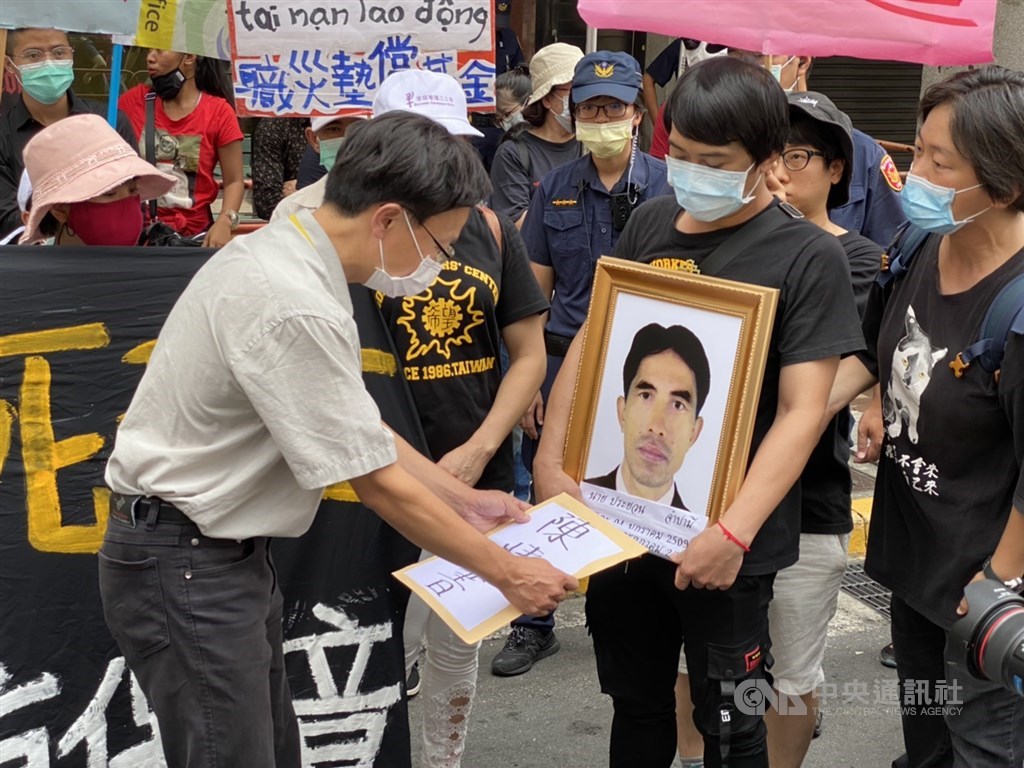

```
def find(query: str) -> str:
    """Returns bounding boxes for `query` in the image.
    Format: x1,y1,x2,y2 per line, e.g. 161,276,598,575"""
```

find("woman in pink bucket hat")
20,114,176,246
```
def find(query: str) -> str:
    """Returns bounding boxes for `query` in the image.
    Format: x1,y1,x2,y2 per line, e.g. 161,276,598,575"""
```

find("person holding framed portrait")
533,56,864,768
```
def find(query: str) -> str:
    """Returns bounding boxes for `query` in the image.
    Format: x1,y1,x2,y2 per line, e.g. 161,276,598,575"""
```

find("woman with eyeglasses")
489,43,584,227
493,67,532,139
828,66,1024,768
0,26,138,241
118,49,244,248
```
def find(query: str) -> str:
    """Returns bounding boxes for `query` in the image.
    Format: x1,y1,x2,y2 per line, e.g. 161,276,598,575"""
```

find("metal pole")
106,43,124,128
585,26,598,54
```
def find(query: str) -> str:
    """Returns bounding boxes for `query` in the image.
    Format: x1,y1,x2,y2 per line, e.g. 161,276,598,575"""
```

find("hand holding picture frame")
564,257,778,553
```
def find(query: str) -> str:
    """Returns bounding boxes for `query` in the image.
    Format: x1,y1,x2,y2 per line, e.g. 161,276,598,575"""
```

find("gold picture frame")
564,257,779,524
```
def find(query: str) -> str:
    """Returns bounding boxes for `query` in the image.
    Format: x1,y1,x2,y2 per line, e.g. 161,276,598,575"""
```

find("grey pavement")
408,582,903,767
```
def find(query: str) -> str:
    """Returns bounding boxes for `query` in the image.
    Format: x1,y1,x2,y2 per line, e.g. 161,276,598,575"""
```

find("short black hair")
6,28,70,56
622,323,711,415
788,111,846,209
919,66,1024,213
667,57,787,164
323,111,490,222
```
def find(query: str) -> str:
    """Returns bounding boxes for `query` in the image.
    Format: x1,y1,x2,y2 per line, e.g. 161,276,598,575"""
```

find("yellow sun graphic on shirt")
397,277,484,360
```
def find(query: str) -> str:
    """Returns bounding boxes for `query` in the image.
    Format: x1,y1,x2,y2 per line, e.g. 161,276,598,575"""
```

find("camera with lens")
948,579,1024,698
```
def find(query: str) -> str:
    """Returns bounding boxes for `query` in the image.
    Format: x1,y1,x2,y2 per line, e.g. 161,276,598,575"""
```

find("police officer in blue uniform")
490,51,671,678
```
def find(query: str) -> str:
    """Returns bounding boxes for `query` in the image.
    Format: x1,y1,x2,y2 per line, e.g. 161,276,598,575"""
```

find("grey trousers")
98,504,301,767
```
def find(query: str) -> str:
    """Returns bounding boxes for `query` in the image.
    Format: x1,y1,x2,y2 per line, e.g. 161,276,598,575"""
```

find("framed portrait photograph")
565,257,778,547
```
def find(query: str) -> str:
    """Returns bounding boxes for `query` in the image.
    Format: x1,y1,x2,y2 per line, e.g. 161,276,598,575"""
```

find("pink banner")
577,0,997,65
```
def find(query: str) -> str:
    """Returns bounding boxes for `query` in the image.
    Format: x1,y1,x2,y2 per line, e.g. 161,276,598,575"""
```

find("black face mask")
151,69,186,100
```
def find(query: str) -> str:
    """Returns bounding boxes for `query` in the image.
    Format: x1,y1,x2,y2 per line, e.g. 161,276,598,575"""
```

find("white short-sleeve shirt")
106,209,397,538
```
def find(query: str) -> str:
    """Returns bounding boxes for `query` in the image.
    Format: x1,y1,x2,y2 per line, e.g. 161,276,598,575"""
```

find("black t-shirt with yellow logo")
377,209,548,491
613,196,864,575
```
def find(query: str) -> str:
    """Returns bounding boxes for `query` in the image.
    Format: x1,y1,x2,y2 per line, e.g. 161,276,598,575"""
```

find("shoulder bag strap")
476,205,503,253
145,92,159,221
699,203,799,276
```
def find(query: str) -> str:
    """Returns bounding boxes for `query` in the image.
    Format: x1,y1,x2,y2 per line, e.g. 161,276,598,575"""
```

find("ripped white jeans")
403,551,482,768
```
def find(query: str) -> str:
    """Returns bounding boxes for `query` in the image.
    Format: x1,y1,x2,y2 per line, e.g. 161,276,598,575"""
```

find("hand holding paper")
394,494,645,643
494,556,578,617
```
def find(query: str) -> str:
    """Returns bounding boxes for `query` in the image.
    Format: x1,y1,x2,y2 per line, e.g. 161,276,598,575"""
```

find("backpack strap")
877,222,930,289
950,273,1024,377
476,205,503,253
516,138,531,181
876,222,933,288
144,92,159,221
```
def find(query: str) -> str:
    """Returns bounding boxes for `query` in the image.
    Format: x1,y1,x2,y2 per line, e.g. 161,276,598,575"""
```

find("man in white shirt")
101,112,576,768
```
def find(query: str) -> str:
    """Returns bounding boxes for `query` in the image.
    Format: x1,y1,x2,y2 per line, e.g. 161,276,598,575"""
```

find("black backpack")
878,223,1024,378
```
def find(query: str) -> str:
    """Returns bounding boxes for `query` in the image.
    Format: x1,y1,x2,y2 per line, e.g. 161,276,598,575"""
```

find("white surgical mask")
364,211,444,298
551,94,573,133
499,110,526,133
768,56,797,93
665,157,761,222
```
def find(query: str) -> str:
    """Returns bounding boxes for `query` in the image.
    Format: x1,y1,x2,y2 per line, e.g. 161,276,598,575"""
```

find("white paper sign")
231,0,493,57
580,482,707,560
395,496,644,642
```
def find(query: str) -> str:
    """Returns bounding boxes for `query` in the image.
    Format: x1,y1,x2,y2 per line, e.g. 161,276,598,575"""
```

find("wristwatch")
224,209,240,231
982,557,1024,594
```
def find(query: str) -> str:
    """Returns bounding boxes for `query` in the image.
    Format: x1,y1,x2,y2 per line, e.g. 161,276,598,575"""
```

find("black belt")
544,331,574,358
109,492,193,530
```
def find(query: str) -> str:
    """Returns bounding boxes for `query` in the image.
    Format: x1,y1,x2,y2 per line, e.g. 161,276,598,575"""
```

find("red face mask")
66,195,144,246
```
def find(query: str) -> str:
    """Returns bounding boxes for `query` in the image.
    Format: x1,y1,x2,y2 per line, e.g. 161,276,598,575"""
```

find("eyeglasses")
781,148,826,172
420,222,456,261
575,102,630,120
13,46,74,64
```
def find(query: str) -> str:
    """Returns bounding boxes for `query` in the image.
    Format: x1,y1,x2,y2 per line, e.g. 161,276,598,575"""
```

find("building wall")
920,0,1024,92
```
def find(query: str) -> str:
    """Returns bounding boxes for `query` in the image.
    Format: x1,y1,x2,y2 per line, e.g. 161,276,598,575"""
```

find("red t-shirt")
650,102,669,161
119,85,243,236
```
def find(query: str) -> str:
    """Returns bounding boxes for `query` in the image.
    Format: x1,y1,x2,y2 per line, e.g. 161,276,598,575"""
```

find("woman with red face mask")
19,114,175,246
118,50,244,248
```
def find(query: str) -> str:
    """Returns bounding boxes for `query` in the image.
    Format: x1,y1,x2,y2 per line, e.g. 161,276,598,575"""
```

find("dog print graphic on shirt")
883,305,947,444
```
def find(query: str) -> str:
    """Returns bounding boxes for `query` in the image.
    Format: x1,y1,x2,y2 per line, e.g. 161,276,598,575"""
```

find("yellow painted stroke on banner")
0,324,109,358
21,357,107,553
122,339,157,365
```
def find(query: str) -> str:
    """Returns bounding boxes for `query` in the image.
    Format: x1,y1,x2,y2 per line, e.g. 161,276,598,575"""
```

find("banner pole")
107,43,124,127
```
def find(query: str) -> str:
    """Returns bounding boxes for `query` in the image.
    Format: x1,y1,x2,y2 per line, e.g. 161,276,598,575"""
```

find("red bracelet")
717,521,751,552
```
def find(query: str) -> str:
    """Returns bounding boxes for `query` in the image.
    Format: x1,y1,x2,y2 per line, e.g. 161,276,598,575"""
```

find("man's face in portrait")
617,349,704,500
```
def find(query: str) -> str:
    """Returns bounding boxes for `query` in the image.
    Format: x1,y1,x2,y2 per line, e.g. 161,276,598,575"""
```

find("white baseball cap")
372,69,483,137
310,113,369,133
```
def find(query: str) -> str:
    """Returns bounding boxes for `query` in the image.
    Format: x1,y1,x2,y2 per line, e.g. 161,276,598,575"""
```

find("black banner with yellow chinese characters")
0,245,424,766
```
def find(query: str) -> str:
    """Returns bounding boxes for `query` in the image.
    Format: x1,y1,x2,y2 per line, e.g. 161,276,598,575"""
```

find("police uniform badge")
880,154,904,192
